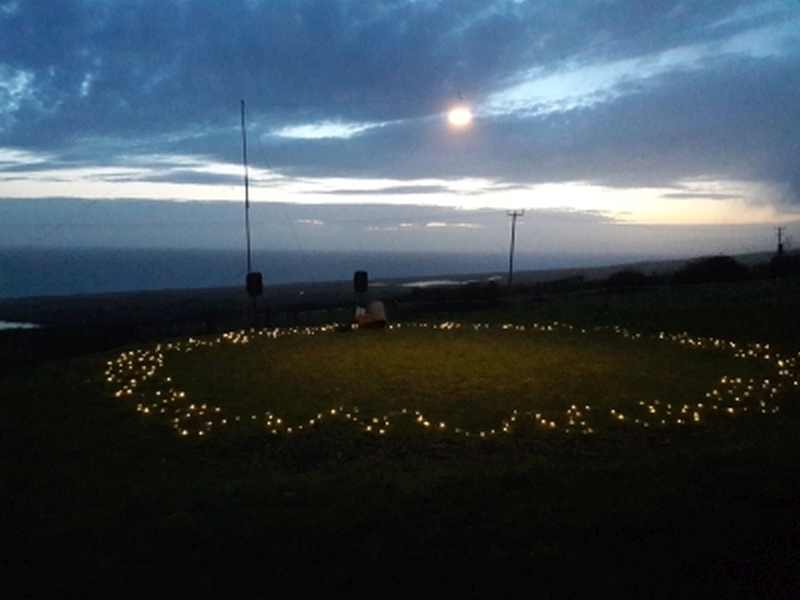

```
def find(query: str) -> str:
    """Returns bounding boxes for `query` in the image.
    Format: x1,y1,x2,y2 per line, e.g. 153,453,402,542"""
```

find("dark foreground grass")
2,280,800,597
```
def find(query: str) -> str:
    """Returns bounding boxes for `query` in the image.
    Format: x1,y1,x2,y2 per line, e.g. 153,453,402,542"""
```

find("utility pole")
776,226,786,256
506,210,524,288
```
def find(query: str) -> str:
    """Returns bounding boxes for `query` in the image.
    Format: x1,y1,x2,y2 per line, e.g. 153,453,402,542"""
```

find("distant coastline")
0,246,685,301
0,251,773,327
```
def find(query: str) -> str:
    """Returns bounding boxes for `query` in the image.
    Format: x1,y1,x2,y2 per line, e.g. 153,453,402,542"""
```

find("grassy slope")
2,279,799,597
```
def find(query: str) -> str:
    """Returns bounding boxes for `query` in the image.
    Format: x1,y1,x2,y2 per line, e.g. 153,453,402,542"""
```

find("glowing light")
447,106,472,127
105,320,795,439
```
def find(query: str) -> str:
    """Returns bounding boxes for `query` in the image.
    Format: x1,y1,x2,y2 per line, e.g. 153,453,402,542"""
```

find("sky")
1,0,800,267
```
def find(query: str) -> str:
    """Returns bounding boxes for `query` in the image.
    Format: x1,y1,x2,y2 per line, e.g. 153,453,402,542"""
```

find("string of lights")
105,321,798,439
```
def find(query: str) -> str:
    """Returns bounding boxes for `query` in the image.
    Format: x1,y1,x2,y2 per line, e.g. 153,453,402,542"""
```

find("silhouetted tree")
674,255,750,284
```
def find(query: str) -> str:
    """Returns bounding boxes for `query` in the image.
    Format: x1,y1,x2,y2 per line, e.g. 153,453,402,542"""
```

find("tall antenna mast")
241,100,263,308
241,99,252,274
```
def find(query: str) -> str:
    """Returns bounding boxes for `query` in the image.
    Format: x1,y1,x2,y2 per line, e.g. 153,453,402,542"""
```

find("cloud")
1,0,799,255
660,192,742,201
425,221,483,229
2,2,788,138
274,120,388,140
320,184,453,196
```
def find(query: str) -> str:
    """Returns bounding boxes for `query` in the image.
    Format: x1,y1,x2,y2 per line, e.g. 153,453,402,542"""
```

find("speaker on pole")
246,271,263,297
353,270,368,294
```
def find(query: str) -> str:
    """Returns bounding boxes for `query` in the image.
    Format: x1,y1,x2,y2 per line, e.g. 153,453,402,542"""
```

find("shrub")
674,255,749,284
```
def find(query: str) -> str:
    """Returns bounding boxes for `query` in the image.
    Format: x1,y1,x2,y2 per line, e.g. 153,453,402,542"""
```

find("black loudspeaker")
353,270,368,293
246,271,263,297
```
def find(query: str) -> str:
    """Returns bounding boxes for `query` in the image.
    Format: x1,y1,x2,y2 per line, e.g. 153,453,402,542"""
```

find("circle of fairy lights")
105,322,798,439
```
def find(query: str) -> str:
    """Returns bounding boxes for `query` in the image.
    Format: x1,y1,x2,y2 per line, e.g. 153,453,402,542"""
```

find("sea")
0,247,638,300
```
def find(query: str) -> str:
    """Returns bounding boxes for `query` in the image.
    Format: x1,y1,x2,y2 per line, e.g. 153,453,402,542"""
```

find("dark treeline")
513,252,800,295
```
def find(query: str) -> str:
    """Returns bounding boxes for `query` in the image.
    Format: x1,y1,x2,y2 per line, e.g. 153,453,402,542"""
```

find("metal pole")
507,210,524,288
241,100,252,274
241,100,258,325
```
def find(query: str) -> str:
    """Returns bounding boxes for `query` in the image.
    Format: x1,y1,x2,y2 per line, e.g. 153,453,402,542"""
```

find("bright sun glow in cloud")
447,106,472,127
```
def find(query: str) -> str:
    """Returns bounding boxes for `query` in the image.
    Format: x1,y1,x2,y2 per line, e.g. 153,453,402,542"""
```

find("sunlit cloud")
273,120,387,139
425,221,483,229
710,0,797,31
0,66,35,119
366,225,401,232
0,147,53,168
485,6,798,119
1,149,794,230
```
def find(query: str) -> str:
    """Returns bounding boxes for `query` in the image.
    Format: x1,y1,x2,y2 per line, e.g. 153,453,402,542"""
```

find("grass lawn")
111,322,781,437
2,279,799,596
